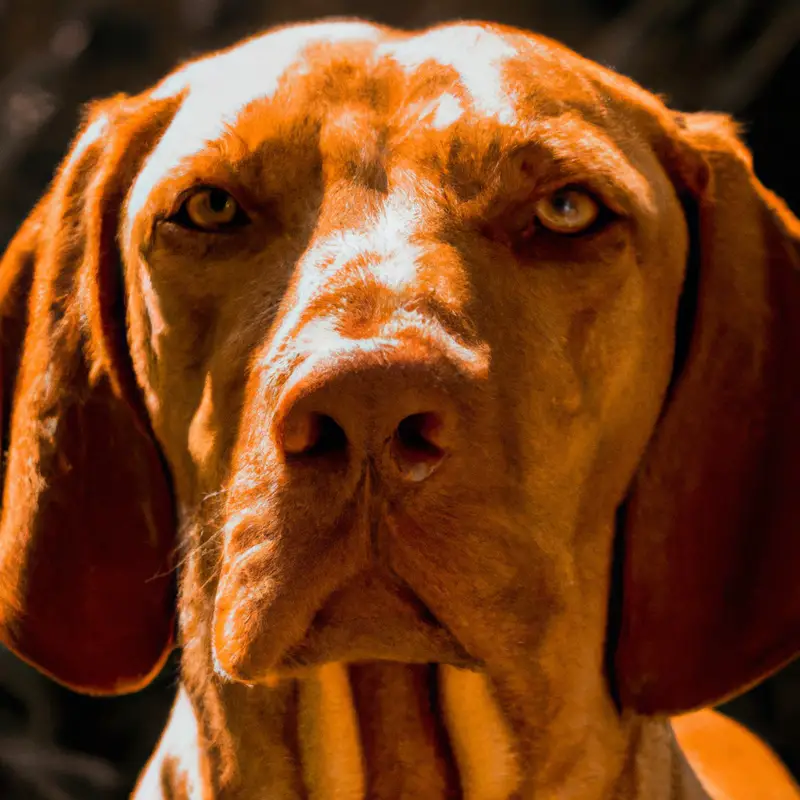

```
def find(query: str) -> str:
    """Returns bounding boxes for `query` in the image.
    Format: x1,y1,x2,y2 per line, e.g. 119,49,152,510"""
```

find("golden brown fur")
0,19,798,799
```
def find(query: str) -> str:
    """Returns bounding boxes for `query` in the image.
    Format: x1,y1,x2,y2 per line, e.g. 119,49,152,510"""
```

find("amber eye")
533,187,599,235
177,187,246,231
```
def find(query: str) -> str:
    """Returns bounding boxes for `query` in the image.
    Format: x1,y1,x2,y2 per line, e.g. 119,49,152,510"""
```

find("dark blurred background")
0,0,798,797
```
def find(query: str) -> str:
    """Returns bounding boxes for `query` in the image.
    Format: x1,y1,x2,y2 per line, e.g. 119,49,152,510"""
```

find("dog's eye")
172,188,248,231
533,188,599,235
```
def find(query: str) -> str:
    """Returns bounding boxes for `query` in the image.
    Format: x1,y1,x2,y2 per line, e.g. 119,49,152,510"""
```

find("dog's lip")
213,557,479,683
274,570,478,673
214,484,484,683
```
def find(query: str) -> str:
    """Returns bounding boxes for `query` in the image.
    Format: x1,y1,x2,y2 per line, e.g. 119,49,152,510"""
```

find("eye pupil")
551,191,576,216
208,189,231,213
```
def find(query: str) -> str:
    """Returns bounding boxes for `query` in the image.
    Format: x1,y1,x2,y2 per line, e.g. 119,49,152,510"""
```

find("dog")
0,18,798,799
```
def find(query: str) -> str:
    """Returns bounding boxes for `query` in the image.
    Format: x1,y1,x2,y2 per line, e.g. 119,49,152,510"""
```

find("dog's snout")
273,346,472,483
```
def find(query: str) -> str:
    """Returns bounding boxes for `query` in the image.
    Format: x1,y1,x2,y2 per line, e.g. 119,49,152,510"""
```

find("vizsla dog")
0,18,798,800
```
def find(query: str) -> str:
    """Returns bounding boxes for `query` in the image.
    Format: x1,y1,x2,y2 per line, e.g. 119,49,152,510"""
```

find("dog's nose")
282,407,447,482
272,346,467,483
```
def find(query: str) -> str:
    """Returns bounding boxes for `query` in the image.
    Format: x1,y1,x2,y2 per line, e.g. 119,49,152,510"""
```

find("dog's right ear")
0,91,181,694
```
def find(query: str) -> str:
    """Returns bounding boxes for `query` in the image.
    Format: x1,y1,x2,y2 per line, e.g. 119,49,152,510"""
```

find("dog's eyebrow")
394,110,656,217
509,115,657,215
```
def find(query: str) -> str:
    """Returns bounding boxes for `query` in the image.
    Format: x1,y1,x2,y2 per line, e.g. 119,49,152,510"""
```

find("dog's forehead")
147,21,596,161
151,20,385,129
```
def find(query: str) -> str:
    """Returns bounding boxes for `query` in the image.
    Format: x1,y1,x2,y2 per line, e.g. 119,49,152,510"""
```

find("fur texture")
0,19,798,800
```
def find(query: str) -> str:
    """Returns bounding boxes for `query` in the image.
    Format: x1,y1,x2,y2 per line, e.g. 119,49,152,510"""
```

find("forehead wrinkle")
327,140,387,193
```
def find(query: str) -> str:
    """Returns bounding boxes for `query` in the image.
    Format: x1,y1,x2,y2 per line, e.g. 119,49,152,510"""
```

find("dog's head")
0,20,797,716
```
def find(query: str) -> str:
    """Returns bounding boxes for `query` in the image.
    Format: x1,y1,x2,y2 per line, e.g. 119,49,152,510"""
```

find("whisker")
172,525,227,572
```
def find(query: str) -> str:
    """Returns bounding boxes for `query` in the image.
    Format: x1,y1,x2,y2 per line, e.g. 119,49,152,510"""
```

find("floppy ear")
615,112,800,715
0,92,180,694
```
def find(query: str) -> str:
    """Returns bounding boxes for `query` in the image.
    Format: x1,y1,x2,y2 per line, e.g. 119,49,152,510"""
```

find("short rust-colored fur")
0,19,798,800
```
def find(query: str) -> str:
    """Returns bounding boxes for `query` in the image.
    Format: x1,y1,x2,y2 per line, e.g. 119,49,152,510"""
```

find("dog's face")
0,19,797,720
120,22,687,689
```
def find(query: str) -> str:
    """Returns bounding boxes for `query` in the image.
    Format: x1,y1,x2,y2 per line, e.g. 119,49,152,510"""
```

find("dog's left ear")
615,112,800,714
0,91,181,694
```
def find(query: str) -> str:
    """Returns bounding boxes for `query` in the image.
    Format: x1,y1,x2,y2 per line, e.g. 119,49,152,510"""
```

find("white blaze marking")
264,189,426,363
431,92,464,128
380,26,518,125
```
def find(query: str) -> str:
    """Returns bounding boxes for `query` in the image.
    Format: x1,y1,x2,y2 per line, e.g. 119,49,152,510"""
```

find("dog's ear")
0,91,181,694
614,112,800,715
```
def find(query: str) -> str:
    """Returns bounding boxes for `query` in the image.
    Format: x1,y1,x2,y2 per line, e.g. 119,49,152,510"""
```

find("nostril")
281,411,348,458
392,412,447,482
396,413,444,458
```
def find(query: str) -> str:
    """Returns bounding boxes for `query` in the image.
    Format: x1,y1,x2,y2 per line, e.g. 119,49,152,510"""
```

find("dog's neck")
141,514,712,799
139,663,710,799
